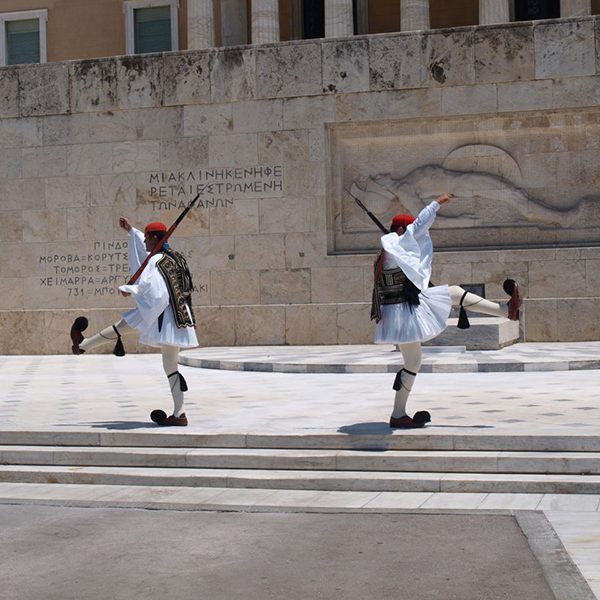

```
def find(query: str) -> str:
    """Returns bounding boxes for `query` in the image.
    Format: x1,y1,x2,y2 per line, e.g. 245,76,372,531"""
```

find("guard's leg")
390,342,430,428
160,344,188,425
76,318,135,354
448,285,507,318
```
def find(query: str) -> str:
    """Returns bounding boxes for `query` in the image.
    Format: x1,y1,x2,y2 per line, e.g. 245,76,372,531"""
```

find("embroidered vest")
157,249,195,328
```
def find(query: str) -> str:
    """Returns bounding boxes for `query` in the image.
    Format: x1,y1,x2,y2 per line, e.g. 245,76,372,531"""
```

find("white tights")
392,286,507,418
80,320,185,417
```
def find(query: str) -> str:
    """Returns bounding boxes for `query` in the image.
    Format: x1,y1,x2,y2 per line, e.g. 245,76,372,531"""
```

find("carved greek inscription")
145,165,284,210
38,241,131,298
37,241,202,300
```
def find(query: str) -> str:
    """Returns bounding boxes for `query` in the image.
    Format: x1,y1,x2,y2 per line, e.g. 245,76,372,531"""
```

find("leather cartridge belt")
377,267,408,305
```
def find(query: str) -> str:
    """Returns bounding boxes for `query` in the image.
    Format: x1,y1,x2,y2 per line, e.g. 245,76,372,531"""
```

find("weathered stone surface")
42,114,90,146
585,258,600,296
0,211,23,242
441,84,497,115
474,25,534,83
22,209,67,243
45,176,90,209
196,305,236,346
90,174,137,208
534,19,595,79
113,141,160,173
524,298,557,341
0,117,41,148
0,178,44,211
260,268,311,303
255,42,322,99
285,304,338,344
210,47,256,103
0,67,19,118
183,103,233,136
556,297,600,340
208,133,258,165
553,76,600,109
210,270,260,305
89,107,183,142
528,259,587,298
162,51,211,106
160,137,209,170
22,146,68,178
369,33,425,90
232,99,283,132
0,148,22,178
234,234,286,270
66,143,112,176
423,29,475,86
116,55,164,110
69,59,118,113
208,200,259,235
335,90,390,121
283,96,335,130
337,303,372,344
0,243,23,278
0,278,23,310
258,130,310,165
258,196,311,234
311,267,367,303
235,304,285,344
387,88,442,119
323,38,370,94
19,63,70,116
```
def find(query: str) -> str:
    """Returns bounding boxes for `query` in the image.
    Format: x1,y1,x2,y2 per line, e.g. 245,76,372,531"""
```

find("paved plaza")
1,345,600,598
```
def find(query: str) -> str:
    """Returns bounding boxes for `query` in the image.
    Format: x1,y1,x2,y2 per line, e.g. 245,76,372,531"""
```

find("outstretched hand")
437,192,453,205
119,216,132,232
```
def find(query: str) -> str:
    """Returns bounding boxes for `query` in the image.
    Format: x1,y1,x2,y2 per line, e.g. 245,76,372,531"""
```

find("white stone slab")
477,493,543,510
419,492,488,509
362,491,434,509
539,494,600,512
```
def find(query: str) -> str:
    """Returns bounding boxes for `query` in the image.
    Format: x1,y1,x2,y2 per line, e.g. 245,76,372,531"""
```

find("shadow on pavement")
338,422,393,435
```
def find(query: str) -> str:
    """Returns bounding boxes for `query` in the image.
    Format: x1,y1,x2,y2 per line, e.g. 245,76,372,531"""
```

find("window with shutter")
6,19,40,65
0,9,46,67
124,1,179,56
134,6,171,53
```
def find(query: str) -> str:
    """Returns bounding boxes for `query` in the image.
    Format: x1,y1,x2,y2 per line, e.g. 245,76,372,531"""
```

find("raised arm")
409,193,452,239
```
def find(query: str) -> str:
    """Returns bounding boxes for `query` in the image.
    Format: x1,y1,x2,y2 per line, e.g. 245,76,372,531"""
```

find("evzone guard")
70,202,198,427
371,192,522,429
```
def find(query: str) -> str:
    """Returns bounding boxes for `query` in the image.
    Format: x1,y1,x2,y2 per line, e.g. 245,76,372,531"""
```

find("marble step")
2,431,600,452
1,482,598,513
3,446,600,475
2,464,600,494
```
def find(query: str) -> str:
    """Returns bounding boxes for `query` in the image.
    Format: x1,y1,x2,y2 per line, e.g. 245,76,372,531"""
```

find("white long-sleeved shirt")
379,200,440,290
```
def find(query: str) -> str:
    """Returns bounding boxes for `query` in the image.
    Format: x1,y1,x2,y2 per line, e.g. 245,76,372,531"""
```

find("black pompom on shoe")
70,316,88,355
150,409,167,425
413,411,431,426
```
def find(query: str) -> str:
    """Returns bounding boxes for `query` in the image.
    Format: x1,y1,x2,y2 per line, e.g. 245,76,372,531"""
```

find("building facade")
1,2,600,353
1,0,600,66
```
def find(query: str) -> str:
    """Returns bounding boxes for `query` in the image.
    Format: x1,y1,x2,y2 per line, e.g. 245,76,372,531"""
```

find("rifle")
346,185,389,234
127,193,200,285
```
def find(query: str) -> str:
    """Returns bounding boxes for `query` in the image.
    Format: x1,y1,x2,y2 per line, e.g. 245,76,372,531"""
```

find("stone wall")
1,16,600,354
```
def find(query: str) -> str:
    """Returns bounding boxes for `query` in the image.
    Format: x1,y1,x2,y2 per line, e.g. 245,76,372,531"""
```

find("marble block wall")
1,16,600,354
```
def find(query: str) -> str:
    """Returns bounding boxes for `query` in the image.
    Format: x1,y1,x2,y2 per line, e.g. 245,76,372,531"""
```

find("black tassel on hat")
112,325,125,357
457,291,471,329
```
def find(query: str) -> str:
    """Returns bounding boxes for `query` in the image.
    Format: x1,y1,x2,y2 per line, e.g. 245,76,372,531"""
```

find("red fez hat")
144,221,167,234
391,213,415,231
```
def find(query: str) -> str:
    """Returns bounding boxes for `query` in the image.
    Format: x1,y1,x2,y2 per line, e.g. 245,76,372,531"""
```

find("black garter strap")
392,368,417,391
168,371,188,392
